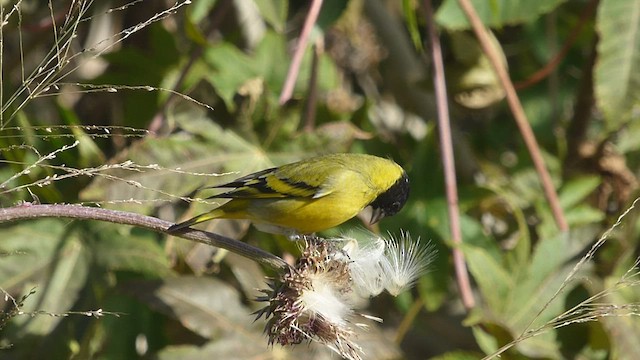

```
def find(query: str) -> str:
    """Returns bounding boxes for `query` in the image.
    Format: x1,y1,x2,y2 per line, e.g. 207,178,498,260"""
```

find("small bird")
167,153,410,235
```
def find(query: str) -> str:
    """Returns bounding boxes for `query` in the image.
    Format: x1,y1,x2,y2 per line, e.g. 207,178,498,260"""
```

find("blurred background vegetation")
0,0,639,359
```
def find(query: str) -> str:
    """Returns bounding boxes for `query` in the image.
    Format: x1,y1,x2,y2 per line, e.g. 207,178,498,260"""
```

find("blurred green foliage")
0,0,639,359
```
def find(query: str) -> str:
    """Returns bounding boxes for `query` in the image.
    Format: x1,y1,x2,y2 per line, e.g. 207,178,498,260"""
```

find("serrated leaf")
595,0,640,129
436,0,567,30
600,256,640,360
501,231,593,357
465,227,595,358
462,243,512,312
505,233,579,329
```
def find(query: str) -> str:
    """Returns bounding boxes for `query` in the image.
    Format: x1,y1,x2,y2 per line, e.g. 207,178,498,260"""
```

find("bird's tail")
167,209,225,233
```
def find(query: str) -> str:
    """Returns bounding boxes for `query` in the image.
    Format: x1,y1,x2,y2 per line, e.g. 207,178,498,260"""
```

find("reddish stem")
424,0,475,310
456,0,569,232
279,0,324,105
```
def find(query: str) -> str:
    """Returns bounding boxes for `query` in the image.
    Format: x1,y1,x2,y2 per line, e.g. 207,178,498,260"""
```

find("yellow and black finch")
167,153,410,235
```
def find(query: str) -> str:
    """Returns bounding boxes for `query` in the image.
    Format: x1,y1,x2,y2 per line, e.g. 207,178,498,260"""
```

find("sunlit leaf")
462,243,512,312
4,223,89,337
0,220,66,292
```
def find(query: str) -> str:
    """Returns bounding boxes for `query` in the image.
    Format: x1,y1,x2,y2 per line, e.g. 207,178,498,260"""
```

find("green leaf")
595,0,640,129
0,220,66,291
471,325,500,355
254,0,288,32
500,231,593,357
559,176,601,209
91,224,173,277
79,110,270,213
565,205,605,226
462,243,512,312
122,276,261,340
427,199,502,262
465,227,595,358
403,0,423,51
7,225,89,336
430,350,487,360
600,255,640,359
436,0,567,30
157,340,269,360
204,30,338,111
188,0,218,24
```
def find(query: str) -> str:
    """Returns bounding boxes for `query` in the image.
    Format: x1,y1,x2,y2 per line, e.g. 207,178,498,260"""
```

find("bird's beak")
369,207,385,224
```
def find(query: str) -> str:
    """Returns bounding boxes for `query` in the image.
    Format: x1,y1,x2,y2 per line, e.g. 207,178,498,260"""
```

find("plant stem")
456,0,569,232
424,0,475,311
279,0,323,105
0,203,288,270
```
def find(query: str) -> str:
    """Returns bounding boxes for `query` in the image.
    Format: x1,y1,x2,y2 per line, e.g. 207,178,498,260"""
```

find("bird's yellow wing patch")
208,166,329,199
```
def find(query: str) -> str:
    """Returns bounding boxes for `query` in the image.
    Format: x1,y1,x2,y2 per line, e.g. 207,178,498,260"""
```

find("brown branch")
456,0,569,232
0,204,288,270
424,0,475,311
279,0,324,105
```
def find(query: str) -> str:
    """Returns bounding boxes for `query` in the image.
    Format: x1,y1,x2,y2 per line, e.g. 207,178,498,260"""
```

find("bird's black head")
369,172,410,224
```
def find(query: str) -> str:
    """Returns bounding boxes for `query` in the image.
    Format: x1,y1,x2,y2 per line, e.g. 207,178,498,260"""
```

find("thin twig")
424,0,475,310
0,204,288,270
456,0,569,232
279,0,323,105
